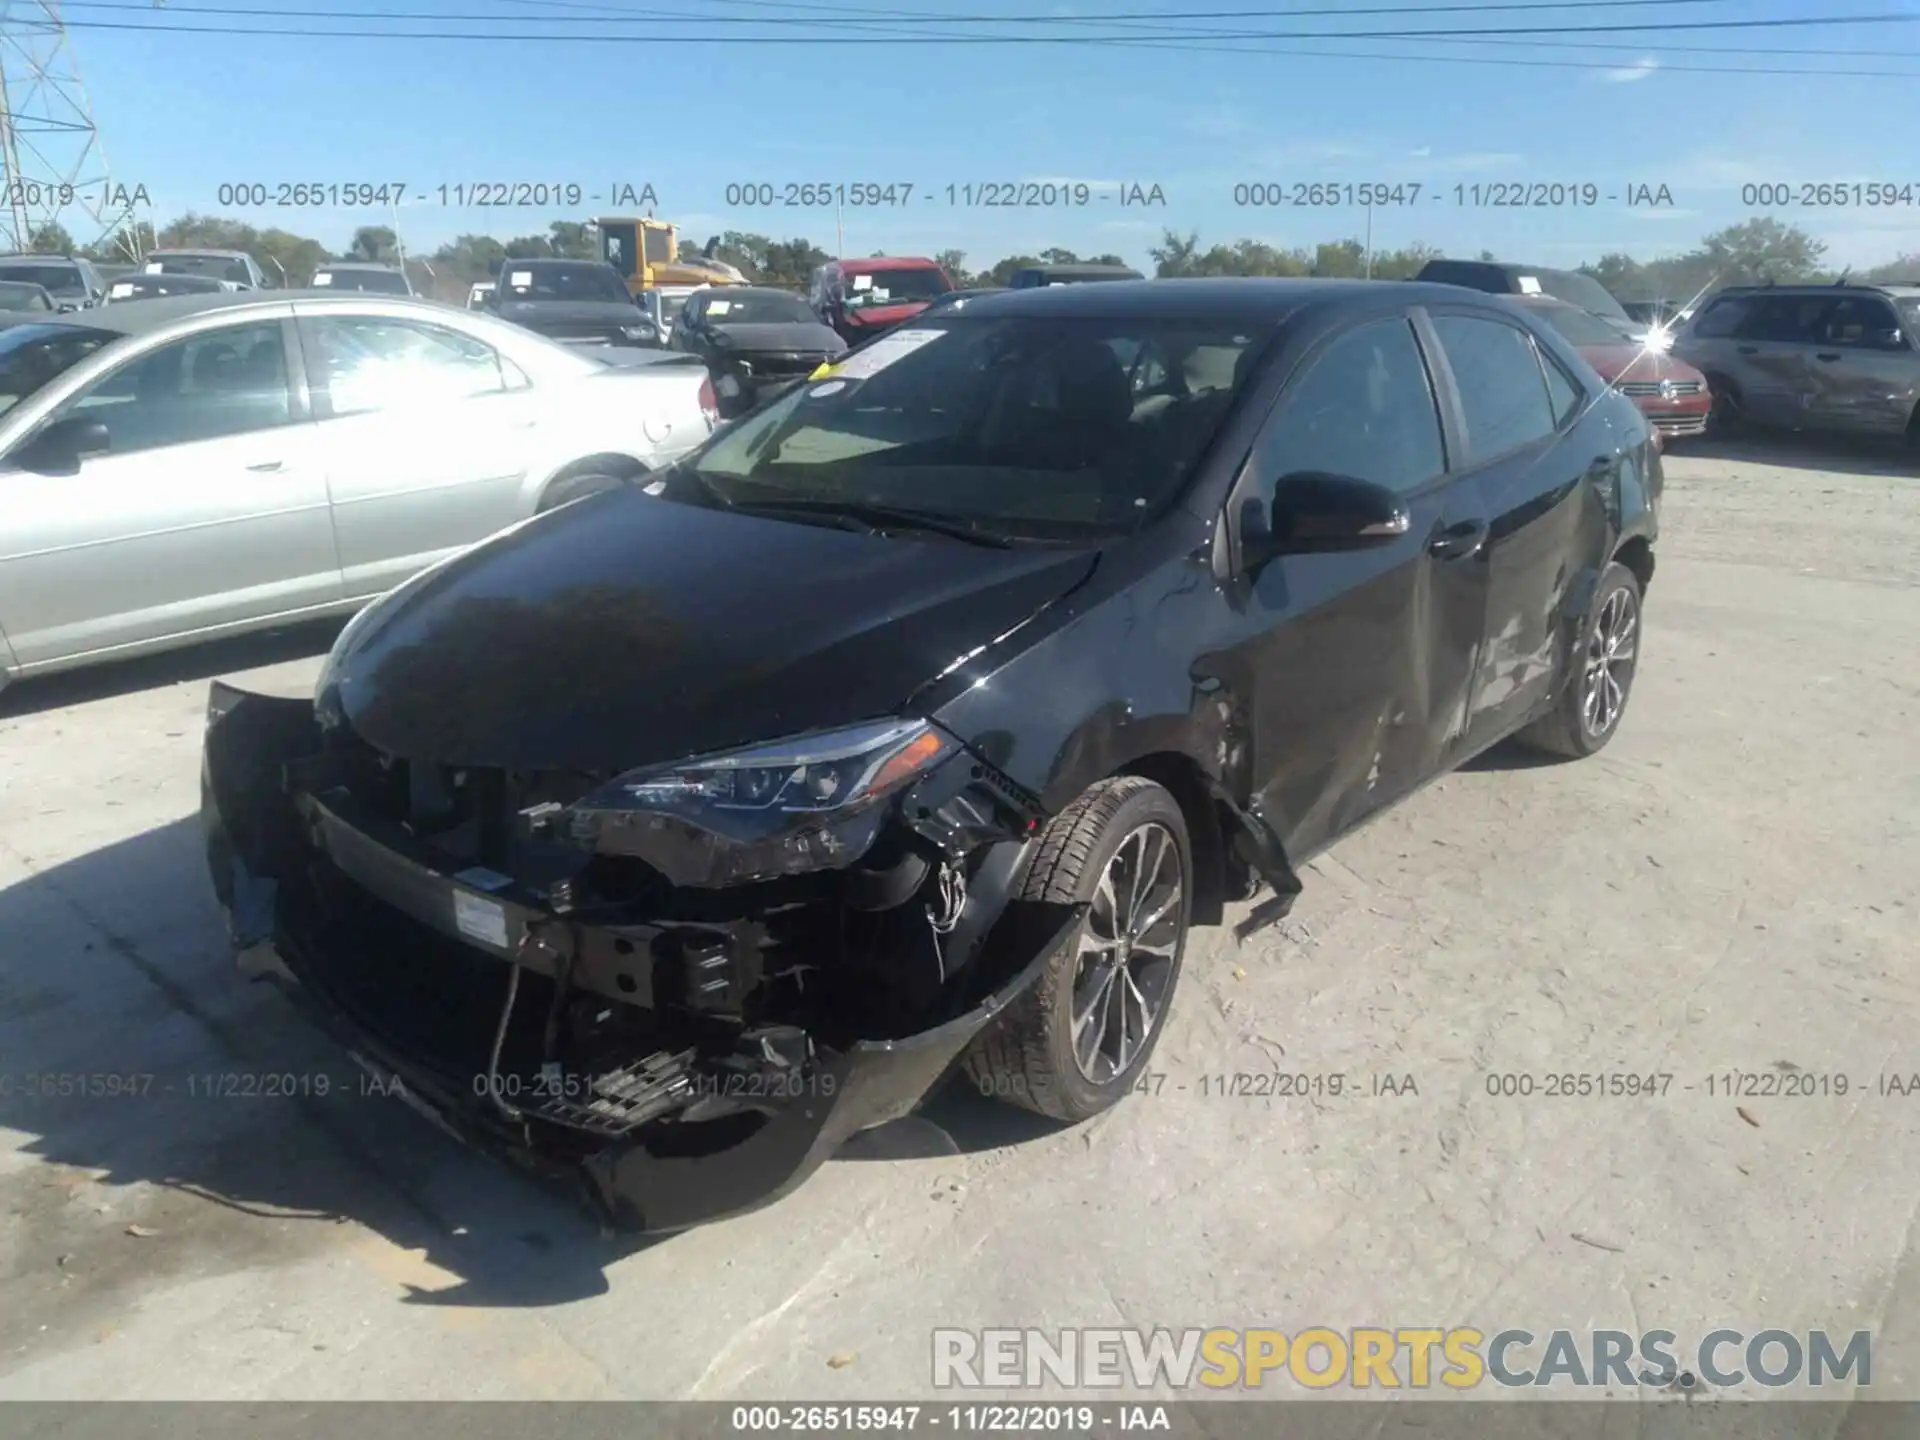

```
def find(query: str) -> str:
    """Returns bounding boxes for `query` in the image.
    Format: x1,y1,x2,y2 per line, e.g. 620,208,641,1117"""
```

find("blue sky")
61,0,1920,271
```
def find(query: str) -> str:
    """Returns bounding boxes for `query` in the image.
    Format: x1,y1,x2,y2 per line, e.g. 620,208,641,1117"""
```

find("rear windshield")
497,264,631,305
316,268,411,295
0,322,117,417
1422,260,1627,320
148,254,253,285
0,262,85,297
843,267,950,308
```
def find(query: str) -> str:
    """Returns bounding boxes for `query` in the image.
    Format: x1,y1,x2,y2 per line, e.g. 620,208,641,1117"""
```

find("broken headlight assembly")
550,718,961,887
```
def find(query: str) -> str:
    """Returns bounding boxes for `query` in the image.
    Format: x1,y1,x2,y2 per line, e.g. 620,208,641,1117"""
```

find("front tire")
962,776,1192,1121
1514,562,1643,760
537,469,629,513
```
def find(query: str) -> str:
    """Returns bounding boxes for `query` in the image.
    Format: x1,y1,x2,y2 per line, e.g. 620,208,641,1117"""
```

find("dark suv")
0,254,107,311
203,279,1660,1234
1672,281,1920,445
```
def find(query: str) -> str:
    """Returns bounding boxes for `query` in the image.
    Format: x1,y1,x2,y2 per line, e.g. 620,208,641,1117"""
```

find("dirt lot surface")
1,435,1916,1405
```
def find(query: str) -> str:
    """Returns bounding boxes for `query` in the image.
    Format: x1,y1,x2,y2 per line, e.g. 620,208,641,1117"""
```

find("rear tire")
961,777,1192,1122
1513,562,1643,760
1703,374,1744,438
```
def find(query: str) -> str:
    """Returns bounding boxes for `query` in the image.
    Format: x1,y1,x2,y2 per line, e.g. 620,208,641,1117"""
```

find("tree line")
30,213,1920,304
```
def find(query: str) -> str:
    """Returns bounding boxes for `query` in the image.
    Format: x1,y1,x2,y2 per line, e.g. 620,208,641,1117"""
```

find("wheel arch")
534,452,650,511
1112,751,1234,928
1613,534,1655,595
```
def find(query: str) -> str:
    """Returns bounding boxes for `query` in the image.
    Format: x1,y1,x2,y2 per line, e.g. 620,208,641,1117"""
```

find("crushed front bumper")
201,683,1074,1234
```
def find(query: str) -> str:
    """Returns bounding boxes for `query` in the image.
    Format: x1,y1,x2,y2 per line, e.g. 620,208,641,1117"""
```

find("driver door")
1231,314,1488,860
0,314,341,669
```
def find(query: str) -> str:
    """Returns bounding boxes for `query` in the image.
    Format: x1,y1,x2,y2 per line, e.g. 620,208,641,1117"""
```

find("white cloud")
1601,56,1660,83
1409,146,1433,159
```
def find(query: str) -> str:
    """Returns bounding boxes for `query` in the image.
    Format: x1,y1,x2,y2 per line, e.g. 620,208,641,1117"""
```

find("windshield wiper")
727,496,1018,548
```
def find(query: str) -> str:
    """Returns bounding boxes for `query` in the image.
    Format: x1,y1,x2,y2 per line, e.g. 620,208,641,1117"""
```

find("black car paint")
316,494,1096,773
495,298,654,347
202,279,1658,1232
670,300,846,415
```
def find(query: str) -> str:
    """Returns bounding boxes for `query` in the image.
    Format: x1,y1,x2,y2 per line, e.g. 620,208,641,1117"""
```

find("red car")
807,256,953,344
1513,296,1711,441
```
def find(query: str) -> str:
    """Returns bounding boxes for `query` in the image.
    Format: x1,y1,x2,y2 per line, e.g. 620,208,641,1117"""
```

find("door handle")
1815,353,1842,363
245,460,286,472
1427,517,1488,561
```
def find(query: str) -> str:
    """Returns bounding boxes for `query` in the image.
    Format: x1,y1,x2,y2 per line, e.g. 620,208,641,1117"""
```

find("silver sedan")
0,291,718,687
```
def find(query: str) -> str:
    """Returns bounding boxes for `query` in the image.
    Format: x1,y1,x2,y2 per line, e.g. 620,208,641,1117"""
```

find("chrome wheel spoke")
1069,819,1187,1085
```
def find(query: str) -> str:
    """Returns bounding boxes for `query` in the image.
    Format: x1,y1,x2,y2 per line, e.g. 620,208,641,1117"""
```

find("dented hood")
319,490,1094,772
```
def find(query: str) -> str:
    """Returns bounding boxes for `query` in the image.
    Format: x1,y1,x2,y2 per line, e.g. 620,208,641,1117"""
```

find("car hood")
320,491,1096,772
841,300,934,330
498,300,645,327
1577,342,1706,385
709,321,843,352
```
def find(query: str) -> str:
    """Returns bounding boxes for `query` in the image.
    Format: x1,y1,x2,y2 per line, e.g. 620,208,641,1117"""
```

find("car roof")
1017,264,1143,277
0,254,83,265
147,248,251,259
317,261,402,271
935,276,1478,322
26,291,461,336
706,285,805,299
838,256,940,271
1712,281,1920,297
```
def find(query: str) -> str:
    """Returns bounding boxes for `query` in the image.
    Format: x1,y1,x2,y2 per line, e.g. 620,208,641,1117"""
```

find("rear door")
296,310,541,597
0,312,341,667
1803,294,1917,436
1728,293,1835,426
1234,312,1489,858
1423,307,1612,751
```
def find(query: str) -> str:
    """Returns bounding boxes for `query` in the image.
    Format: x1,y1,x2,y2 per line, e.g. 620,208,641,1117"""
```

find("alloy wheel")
1581,587,1639,739
1069,821,1185,1083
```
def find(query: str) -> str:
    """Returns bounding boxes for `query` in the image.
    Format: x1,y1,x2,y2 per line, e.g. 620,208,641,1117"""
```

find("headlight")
1643,326,1674,352
562,718,960,887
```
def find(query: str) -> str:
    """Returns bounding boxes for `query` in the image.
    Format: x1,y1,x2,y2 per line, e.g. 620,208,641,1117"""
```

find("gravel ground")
0,434,1915,1405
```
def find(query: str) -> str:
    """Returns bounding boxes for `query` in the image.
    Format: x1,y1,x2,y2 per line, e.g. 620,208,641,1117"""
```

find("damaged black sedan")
203,279,1661,1233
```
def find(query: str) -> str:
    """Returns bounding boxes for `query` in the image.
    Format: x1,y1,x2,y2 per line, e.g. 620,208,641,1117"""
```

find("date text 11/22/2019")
729,1405,1172,1433
210,182,660,209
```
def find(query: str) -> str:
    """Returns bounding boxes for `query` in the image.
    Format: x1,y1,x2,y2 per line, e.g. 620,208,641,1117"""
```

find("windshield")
0,322,117,417
1533,304,1637,347
844,267,950,308
318,268,410,295
149,254,252,284
109,274,222,300
685,316,1262,541
499,264,631,305
0,263,84,297
1898,298,1920,334
705,290,816,325
0,282,50,311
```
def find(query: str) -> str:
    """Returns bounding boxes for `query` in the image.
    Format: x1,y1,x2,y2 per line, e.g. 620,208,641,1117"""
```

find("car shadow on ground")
0,810,1056,1314
0,618,347,719
1669,431,1915,478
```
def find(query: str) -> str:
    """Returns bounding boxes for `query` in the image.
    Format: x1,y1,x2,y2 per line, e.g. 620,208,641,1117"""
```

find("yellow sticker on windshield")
809,360,841,380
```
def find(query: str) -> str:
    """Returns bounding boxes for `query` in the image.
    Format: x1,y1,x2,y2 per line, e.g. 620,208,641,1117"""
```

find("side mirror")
1241,471,1410,570
13,414,111,474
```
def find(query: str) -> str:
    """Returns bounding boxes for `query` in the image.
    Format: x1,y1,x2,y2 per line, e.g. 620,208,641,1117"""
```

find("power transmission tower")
0,1,142,257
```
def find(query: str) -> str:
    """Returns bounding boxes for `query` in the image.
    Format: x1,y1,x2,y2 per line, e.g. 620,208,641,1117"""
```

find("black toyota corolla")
202,279,1660,1232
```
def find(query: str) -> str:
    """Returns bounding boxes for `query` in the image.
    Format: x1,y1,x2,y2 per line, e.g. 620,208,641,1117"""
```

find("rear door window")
1431,313,1557,465
1820,296,1902,348
1738,295,1834,343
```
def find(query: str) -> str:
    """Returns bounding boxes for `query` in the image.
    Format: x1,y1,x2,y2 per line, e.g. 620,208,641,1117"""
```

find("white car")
0,291,718,686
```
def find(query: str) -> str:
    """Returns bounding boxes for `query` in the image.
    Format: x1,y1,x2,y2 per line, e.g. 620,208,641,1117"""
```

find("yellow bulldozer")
597,216,746,294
